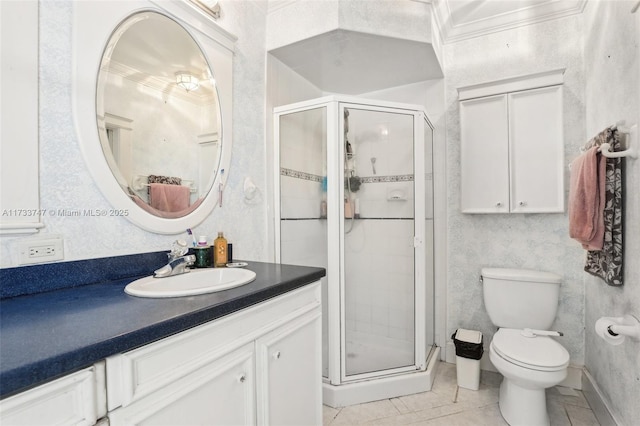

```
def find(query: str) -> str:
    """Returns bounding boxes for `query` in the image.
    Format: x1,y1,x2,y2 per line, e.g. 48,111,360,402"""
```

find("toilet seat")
492,328,569,372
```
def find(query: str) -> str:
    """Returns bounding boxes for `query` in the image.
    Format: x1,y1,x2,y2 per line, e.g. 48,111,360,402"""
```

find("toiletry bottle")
344,197,353,218
214,232,228,267
195,236,211,268
320,176,327,218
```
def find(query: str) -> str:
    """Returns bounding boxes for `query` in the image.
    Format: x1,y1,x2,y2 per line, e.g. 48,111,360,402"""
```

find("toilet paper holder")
599,315,640,341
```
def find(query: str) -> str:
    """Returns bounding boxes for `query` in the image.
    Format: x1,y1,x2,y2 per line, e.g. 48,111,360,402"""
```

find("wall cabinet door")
460,94,510,213
0,1,43,236
460,85,563,213
256,309,322,426
108,344,256,426
508,85,564,213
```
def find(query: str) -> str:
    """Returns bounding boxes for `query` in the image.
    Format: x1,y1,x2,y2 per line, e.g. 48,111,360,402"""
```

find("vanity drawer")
106,282,321,409
0,363,106,425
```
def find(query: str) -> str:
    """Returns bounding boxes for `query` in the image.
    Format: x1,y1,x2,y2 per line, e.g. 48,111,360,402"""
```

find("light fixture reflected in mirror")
176,72,200,91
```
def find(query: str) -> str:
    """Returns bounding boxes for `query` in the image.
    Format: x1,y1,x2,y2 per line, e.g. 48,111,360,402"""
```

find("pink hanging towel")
568,146,605,250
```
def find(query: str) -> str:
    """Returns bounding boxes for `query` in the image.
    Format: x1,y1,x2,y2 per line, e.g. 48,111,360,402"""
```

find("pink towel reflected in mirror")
149,183,190,212
132,195,203,218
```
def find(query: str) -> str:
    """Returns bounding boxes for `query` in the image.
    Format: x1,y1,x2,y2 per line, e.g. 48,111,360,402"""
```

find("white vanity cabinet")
106,282,322,426
459,70,565,213
0,363,107,425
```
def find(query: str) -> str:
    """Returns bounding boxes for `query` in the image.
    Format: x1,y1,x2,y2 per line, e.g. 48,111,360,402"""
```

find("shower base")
323,346,440,408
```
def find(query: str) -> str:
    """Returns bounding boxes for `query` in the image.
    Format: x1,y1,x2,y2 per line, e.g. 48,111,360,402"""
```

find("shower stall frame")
274,95,440,407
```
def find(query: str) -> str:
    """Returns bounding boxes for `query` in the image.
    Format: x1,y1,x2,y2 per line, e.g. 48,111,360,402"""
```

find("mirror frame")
73,0,236,234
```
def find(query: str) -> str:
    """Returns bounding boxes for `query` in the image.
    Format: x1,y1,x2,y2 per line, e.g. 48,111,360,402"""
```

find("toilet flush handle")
521,328,564,338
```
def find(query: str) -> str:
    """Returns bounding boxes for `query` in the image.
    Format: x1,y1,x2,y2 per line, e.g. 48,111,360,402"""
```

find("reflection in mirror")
96,11,221,218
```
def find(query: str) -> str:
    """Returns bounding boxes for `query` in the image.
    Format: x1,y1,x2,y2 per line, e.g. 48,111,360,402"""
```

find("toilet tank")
481,268,562,330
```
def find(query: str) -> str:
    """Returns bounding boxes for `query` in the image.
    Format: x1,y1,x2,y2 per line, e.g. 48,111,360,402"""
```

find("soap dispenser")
214,232,228,267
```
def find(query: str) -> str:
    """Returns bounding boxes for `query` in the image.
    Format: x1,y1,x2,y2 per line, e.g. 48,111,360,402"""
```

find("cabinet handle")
495,202,502,207
238,374,246,383
273,351,281,360
519,201,527,207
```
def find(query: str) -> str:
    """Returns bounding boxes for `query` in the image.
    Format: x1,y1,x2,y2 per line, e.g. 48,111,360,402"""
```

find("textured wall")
443,15,587,364
583,2,640,425
0,0,269,266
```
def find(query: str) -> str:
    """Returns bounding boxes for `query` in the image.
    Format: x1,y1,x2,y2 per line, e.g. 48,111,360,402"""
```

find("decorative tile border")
280,167,322,182
280,169,423,184
360,174,414,183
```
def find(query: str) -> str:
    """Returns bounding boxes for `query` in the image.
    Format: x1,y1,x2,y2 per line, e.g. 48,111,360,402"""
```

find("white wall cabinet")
0,0,43,235
107,282,322,426
459,70,564,214
0,363,107,425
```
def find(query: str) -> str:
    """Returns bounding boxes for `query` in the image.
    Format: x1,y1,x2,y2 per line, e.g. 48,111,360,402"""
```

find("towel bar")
132,175,197,193
598,124,637,159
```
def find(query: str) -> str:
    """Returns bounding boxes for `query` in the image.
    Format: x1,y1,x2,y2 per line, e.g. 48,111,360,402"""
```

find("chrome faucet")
153,240,196,278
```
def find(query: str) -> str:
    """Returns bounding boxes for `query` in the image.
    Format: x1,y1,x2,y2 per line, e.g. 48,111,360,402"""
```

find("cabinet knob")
519,201,527,207
238,374,246,383
495,202,502,207
273,351,281,360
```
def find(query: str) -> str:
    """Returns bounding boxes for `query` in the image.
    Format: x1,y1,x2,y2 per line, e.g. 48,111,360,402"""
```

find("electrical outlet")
17,236,64,265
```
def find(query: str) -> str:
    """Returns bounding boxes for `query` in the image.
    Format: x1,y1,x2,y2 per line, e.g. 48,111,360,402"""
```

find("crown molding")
433,0,587,44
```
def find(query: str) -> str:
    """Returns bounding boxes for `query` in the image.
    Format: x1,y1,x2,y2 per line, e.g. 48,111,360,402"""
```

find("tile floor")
323,363,600,425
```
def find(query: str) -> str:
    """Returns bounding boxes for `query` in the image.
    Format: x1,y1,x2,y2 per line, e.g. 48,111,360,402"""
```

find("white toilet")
481,268,570,426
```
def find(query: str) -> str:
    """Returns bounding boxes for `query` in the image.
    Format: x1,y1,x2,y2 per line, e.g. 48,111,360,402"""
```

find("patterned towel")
582,128,624,286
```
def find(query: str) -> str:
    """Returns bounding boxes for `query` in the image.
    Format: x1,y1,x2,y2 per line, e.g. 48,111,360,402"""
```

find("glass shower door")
276,106,330,377
341,105,417,378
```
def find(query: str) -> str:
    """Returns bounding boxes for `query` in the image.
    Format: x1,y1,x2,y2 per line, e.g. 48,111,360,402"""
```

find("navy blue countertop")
0,257,325,399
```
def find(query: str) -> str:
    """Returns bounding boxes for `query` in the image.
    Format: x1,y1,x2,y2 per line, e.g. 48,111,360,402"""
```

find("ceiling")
269,29,443,95
106,11,215,104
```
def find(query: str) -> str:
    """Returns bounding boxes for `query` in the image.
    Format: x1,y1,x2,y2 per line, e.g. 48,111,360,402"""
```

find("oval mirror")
97,11,221,219
73,2,234,235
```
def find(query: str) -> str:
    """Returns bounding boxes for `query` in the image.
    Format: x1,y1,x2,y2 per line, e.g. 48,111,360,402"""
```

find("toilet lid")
492,328,570,371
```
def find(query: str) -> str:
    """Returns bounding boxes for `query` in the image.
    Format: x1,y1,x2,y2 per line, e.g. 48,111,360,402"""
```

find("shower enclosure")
274,96,437,407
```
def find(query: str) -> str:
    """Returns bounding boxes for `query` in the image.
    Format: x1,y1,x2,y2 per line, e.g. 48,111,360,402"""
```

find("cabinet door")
508,85,564,212
460,95,510,213
108,344,255,426
256,309,322,426
0,1,43,236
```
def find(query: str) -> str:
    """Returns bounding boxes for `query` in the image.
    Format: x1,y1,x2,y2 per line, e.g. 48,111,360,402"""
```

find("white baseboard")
582,369,620,426
445,341,582,389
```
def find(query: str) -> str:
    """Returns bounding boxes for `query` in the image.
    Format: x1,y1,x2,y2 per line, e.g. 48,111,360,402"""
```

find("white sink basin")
125,268,257,298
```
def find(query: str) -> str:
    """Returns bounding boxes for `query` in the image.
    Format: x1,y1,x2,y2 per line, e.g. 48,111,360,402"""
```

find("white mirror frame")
73,0,236,234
